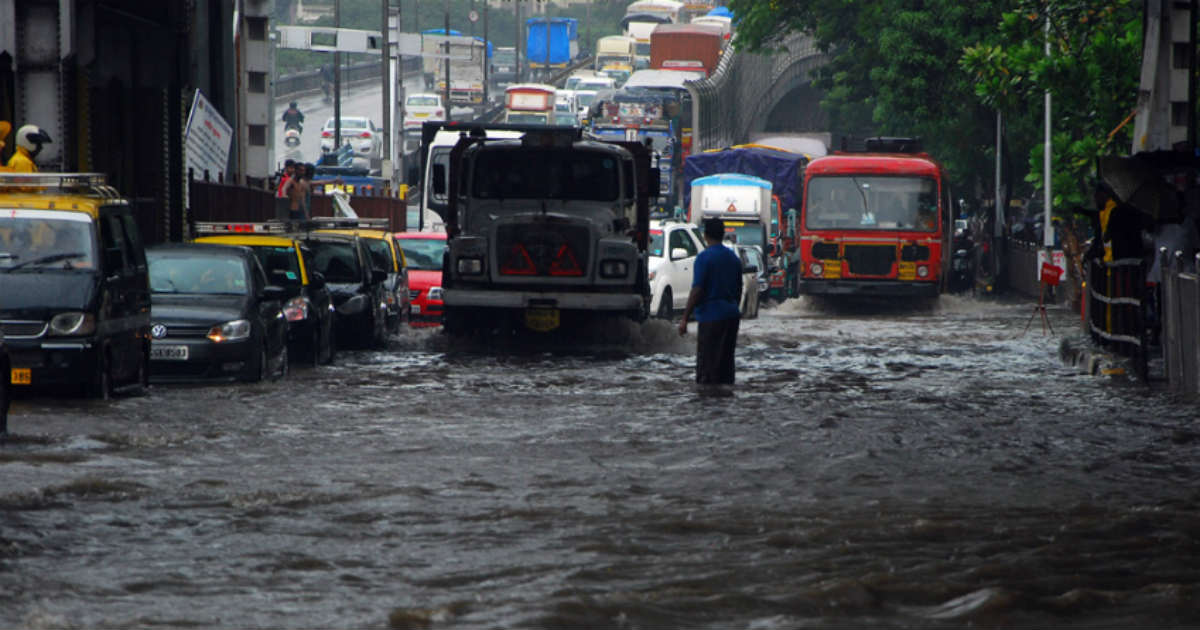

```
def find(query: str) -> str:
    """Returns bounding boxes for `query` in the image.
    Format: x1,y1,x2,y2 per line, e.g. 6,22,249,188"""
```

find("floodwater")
2,295,1199,629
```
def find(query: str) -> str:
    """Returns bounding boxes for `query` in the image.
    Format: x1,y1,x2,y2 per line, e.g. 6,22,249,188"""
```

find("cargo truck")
595,35,637,71
649,23,724,76
526,17,579,77
689,173,773,259
421,30,487,106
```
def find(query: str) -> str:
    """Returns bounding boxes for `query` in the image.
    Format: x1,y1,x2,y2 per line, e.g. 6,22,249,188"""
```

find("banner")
184,89,232,182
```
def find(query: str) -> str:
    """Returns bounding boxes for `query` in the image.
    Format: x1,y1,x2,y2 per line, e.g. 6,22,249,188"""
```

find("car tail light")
549,244,583,277
283,296,310,322
360,132,372,138
321,131,332,137
500,244,537,275
435,110,444,116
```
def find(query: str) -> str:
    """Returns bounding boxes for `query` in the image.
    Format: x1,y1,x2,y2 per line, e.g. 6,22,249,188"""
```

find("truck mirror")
646,168,661,199
432,164,447,196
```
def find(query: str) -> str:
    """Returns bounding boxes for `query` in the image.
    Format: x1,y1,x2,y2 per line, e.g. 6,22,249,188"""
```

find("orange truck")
649,23,724,77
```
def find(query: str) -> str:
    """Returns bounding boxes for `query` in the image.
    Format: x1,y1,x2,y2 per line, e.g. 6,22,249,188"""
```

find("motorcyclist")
281,102,304,133
6,124,52,173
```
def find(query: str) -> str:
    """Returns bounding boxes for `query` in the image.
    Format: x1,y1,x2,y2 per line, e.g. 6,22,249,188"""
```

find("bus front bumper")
798,279,939,298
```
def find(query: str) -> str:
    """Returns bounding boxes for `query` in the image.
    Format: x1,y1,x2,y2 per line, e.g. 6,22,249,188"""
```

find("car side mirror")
670,247,689,261
260,285,287,301
371,268,387,284
308,270,326,289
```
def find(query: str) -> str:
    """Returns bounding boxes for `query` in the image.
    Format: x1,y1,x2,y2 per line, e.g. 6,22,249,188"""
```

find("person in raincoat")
7,124,53,172
0,121,12,172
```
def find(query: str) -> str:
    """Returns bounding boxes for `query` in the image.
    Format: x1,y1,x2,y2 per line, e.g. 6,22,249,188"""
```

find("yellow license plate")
11,368,31,385
898,261,916,281
413,112,429,118
524,307,560,332
822,260,842,279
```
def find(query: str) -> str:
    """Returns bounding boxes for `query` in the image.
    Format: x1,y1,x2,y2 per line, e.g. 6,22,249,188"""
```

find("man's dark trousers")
696,317,739,384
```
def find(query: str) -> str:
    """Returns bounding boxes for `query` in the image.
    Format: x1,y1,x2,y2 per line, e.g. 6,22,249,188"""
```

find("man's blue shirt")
692,243,742,322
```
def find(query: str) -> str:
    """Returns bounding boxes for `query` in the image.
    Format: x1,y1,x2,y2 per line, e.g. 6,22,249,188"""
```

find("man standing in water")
678,218,743,384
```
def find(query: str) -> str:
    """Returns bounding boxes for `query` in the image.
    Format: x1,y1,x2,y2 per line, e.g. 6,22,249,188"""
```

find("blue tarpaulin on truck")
682,147,809,214
526,18,577,66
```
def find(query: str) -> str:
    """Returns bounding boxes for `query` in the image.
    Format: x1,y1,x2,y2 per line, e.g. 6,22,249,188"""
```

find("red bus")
797,138,952,298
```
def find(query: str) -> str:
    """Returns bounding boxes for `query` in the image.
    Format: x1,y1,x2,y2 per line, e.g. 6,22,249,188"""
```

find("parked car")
734,244,766,319
395,231,447,327
301,231,389,348
403,93,445,134
314,223,409,333
194,225,336,366
146,243,289,383
0,172,150,399
320,116,382,160
648,219,706,319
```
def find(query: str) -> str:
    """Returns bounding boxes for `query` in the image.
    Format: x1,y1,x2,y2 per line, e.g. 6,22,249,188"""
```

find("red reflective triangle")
727,202,737,213
500,244,537,275
549,244,583,276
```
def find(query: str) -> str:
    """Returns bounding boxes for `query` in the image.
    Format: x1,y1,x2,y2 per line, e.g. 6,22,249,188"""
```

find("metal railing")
274,58,423,100
1159,248,1200,394
1083,254,1149,379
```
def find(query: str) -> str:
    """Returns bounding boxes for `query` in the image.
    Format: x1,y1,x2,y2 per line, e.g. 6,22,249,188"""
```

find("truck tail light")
500,244,537,275
549,244,584,276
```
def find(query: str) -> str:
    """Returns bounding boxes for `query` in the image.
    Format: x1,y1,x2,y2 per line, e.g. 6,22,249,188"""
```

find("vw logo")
150,324,167,339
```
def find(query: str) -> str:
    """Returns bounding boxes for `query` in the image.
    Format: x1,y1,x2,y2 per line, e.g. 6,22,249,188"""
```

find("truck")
588,91,679,207
682,145,811,300
434,125,660,335
689,173,773,259
595,35,637,71
490,46,518,91
649,23,724,76
525,17,579,76
421,30,487,106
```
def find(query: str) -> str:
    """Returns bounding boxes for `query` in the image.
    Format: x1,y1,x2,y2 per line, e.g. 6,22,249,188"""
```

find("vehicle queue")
0,171,448,403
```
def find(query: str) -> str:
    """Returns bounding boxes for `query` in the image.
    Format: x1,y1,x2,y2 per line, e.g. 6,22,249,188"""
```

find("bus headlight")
808,262,823,276
917,265,930,278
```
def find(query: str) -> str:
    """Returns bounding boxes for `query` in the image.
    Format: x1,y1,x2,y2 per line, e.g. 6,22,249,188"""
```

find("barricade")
1160,249,1200,394
1084,254,1149,379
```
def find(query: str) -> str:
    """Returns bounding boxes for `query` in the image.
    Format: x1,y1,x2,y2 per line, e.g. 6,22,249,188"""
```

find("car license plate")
150,344,189,361
10,368,31,385
524,307,560,332
413,112,428,118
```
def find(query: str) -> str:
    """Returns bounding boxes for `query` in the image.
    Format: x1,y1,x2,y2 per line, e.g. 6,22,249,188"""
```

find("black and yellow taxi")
300,228,390,348
313,219,410,334
193,223,336,366
0,172,150,399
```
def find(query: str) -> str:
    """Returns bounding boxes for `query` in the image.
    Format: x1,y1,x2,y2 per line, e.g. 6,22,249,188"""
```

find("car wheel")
657,288,673,320
128,343,150,397
308,327,321,368
250,343,268,383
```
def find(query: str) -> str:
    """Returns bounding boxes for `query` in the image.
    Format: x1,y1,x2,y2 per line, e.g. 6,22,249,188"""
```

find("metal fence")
274,58,423,100
187,175,407,235
1083,254,1149,378
1160,249,1200,394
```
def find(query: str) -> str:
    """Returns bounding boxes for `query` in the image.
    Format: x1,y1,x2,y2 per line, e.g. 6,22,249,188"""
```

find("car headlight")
283,296,310,322
336,294,367,315
600,259,628,278
427,286,443,301
48,312,96,336
207,319,251,343
457,258,483,275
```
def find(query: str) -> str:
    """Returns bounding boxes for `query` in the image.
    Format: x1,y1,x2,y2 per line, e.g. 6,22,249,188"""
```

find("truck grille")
0,320,47,339
844,245,896,276
496,223,591,277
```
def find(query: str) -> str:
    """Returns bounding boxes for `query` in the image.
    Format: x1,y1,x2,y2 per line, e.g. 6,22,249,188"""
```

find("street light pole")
443,0,450,120
334,0,342,155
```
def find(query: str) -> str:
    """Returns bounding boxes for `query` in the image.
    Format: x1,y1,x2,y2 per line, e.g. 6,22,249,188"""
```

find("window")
669,228,696,257
101,214,130,271
249,124,267,146
246,17,267,41
248,71,267,94
118,212,147,269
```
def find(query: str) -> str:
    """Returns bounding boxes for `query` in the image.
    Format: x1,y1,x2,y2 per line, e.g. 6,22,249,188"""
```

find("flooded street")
2,296,1199,629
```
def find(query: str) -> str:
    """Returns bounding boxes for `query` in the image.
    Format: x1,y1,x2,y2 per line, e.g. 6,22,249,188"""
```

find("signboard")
184,89,232,181
1036,249,1066,283
1040,261,1062,286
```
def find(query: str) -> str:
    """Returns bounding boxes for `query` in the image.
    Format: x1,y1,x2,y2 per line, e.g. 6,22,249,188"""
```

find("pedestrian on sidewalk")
678,218,743,385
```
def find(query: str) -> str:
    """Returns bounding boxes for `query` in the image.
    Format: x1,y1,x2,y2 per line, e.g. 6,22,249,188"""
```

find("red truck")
649,24,723,76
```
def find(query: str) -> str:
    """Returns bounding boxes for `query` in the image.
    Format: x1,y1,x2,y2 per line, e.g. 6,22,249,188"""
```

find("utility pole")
515,0,521,83
443,0,450,120
483,2,489,103
334,0,342,155
545,11,550,77
382,0,390,165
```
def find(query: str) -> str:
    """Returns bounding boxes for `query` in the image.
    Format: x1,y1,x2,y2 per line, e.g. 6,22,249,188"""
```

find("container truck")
526,18,579,76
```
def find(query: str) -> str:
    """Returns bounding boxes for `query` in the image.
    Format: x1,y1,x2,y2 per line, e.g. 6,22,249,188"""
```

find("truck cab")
688,173,772,253
436,126,658,334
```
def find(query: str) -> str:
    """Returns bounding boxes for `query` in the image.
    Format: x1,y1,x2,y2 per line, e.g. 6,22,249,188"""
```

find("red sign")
1040,262,1062,286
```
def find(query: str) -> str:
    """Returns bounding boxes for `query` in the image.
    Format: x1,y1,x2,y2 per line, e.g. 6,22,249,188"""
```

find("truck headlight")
427,286,443,301
600,259,628,278
207,319,251,343
457,258,483,275
49,312,96,336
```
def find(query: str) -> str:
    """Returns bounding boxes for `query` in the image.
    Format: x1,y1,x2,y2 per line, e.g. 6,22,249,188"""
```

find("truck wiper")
5,252,88,270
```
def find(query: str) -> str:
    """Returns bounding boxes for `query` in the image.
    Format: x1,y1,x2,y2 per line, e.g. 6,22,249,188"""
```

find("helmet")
290,101,298,108
16,124,52,158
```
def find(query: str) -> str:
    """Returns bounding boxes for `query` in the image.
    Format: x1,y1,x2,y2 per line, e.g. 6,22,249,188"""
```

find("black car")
1,330,10,438
147,244,289,383
301,232,388,348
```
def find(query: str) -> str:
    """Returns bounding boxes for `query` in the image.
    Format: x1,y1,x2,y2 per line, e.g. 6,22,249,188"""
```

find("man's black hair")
284,159,296,167
704,217,725,240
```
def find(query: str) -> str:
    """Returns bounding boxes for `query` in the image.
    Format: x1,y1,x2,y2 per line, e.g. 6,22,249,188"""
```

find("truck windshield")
472,148,620,201
0,215,96,271
805,175,938,232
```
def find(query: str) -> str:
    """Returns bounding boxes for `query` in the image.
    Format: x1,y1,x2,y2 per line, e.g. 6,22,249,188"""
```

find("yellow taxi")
193,223,337,366
0,172,150,398
313,219,410,332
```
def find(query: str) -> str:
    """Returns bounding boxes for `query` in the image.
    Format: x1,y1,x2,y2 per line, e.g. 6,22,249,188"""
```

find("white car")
564,69,596,91
734,244,767,319
403,93,445,133
320,116,381,159
648,219,706,319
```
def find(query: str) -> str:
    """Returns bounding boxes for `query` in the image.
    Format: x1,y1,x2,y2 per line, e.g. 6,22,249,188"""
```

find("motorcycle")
949,247,974,294
283,121,302,148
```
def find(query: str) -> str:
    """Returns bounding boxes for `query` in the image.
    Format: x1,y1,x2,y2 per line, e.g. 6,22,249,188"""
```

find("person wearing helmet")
282,101,304,133
7,124,52,173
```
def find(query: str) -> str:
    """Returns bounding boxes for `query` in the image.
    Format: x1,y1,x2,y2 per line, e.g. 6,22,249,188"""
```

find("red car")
394,232,447,327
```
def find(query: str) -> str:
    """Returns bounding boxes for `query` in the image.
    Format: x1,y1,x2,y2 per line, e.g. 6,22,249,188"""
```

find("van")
0,173,151,398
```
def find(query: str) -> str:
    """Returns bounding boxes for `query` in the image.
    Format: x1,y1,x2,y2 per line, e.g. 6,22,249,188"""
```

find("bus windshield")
805,175,938,232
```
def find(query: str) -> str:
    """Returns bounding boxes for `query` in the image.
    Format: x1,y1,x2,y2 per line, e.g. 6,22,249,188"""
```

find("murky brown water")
2,295,1198,629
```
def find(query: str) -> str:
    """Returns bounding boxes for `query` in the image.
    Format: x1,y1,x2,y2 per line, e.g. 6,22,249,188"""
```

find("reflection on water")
2,295,1198,628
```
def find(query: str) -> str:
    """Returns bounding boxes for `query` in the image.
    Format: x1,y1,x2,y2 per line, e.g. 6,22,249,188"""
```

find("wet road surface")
2,296,1199,628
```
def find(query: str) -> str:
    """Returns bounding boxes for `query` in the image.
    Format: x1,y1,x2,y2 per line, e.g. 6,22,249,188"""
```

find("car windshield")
576,92,598,107
806,175,938,232
306,240,361,282
363,238,394,272
472,147,619,201
324,118,368,130
407,96,439,107
397,238,447,271
149,253,248,295
250,245,303,287
0,215,97,271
